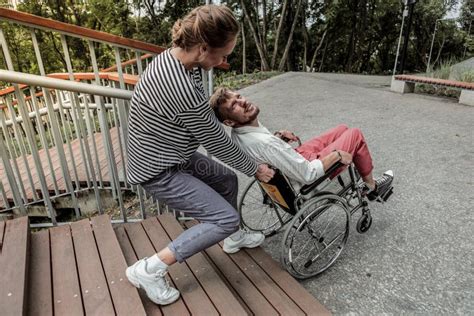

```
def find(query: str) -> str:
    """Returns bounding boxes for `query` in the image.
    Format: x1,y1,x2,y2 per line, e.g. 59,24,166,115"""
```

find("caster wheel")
356,214,372,233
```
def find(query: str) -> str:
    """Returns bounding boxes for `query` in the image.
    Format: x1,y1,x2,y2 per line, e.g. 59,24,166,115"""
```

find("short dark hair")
210,87,232,122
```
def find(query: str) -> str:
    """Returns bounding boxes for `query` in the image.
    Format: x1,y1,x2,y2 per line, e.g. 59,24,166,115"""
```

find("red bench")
391,75,474,106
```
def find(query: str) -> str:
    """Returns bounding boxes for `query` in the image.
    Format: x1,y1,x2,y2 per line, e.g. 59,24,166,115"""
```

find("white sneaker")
223,229,265,254
126,257,180,305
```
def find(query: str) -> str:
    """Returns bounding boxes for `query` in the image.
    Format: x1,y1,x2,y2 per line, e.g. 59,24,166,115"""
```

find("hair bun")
171,5,239,50
172,19,184,47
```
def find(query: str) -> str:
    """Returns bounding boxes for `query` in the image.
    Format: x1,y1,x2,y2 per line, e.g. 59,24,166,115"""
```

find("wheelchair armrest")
300,161,345,195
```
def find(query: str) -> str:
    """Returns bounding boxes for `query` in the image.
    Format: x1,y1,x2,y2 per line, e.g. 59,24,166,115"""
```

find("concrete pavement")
234,72,473,315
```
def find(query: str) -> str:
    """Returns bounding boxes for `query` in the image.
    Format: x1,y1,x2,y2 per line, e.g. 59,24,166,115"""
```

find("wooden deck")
0,214,331,315
0,127,123,209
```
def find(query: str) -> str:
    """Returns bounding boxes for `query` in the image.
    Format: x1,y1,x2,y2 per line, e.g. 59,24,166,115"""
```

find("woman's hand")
256,164,275,182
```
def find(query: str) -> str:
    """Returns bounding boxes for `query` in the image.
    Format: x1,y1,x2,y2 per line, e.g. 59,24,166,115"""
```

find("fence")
0,8,217,226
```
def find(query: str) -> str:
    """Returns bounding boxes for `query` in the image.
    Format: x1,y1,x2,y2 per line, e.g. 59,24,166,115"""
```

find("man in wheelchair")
210,88,393,278
210,87,395,278
210,87,394,200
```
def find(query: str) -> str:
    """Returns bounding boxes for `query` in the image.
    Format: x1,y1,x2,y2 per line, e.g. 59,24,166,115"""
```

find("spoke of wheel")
319,205,339,237
293,237,320,263
291,225,320,262
306,232,344,265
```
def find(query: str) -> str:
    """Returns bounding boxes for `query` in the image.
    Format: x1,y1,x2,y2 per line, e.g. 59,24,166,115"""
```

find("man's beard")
243,106,259,124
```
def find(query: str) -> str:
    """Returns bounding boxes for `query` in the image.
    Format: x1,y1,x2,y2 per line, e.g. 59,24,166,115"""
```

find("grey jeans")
142,152,240,262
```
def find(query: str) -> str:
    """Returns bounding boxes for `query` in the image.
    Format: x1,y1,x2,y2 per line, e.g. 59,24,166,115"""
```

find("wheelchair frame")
239,162,381,279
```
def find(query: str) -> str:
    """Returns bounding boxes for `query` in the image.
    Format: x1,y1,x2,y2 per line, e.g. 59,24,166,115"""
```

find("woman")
125,4,274,305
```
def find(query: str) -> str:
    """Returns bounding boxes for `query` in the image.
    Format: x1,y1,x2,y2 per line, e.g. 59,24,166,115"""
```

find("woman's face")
198,36,237,70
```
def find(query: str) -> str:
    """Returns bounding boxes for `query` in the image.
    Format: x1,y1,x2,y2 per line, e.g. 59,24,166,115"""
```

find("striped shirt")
126,49,258,185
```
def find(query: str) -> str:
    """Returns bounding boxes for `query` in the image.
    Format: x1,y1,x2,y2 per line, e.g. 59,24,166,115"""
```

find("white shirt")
231,122,324,188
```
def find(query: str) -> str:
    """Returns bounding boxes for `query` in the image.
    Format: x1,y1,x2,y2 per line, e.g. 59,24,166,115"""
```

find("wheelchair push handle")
300,161,345,195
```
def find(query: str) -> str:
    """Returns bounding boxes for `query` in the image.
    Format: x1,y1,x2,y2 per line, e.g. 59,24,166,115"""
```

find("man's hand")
337,150,352,165
256,164,275,182
275,130,299,142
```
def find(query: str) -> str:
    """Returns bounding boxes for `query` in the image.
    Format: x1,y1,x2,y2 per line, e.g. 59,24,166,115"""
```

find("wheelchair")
239,161,393,279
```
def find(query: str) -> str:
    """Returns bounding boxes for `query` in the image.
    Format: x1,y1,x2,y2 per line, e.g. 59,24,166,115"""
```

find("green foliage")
430,59,457,80
214,71,282,91
459,70,474,82
416,56,472,98
0,0,470,77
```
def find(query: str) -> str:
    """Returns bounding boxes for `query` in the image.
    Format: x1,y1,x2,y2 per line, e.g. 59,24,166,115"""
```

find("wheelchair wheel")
280,195,350,279
239,179,292,236
356,213,372,233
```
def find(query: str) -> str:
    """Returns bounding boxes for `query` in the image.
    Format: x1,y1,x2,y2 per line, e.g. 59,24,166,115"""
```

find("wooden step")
115,214,331,315
26,215,144,315
1,214,331,315
186,220,331,316
0,216,30,315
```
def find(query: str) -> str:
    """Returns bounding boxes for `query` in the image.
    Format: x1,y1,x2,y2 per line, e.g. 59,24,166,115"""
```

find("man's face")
221,91,260,126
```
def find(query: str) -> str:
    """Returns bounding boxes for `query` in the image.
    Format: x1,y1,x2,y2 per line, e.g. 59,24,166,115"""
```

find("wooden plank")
221,243,305,315
27,230,53,316
185,221,278,316
142,216,220,315
50,224,84,316
123,223,190,316
141,217,220,315
71,218,115,315
0,216,30,316
245,247,332,316
91,215,146,316
0,220,5,249
114,226,162,316
156,215,247,315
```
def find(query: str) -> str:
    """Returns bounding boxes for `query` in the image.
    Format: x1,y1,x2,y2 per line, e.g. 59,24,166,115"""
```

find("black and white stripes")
126,49,257,185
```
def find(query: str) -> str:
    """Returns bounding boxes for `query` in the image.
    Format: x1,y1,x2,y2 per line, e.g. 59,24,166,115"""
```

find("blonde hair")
209,87,231,122
172,5,239,50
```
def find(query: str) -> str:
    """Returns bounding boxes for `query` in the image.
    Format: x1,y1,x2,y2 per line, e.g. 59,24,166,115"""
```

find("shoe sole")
126,267,180,305
125,267,141,288
223,235,265,254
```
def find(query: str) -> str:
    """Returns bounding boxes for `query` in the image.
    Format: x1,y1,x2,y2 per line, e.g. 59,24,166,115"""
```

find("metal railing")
0,69,141,224
0,8,216,226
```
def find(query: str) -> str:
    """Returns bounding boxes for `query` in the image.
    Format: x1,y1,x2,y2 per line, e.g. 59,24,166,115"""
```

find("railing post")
0,133,26,215
13,87,57,224
87,40,120,201
29,87,59,195
0,108,28,202
60,34,103,214
0,178,11,210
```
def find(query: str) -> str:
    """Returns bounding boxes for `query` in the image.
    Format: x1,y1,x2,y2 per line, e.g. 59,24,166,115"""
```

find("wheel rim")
239,179,292,236
281,196,350,278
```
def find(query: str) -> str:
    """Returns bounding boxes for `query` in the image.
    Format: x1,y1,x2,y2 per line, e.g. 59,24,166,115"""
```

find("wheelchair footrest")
372,186,393,203
381,187,394,202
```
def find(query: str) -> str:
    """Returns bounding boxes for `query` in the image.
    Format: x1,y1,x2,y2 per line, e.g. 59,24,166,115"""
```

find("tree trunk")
262,0,267,53
271,0,289,70
345,0,359,72
302,0,308,71
241,0,270,71
278,0,303,72
242,21,247,74
432,36,446,69
319,39,329,72
309,29,328,72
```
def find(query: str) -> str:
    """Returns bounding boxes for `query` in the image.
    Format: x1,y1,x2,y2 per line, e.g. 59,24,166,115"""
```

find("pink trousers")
295,124,374,177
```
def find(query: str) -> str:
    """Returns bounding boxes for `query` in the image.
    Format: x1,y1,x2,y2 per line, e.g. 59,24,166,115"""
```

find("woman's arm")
176,101,258,176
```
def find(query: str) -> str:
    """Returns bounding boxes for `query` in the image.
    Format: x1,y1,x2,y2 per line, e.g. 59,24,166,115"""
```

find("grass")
214,71,282,91
416,58,473,98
